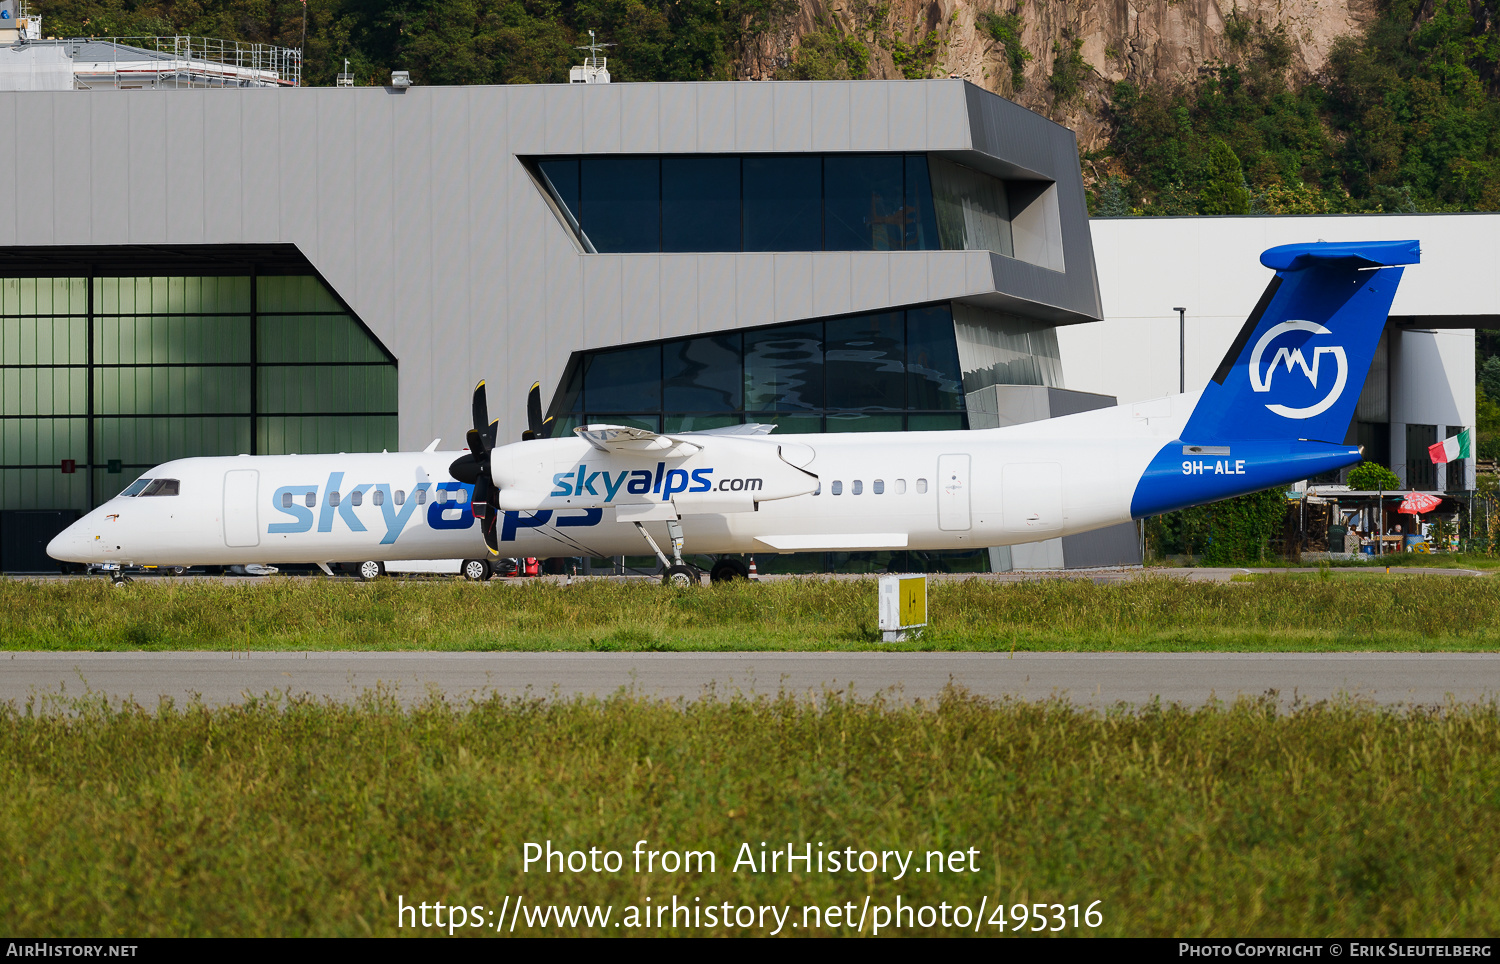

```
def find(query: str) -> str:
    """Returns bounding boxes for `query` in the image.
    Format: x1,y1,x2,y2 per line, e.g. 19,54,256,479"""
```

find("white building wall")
1062,214,1498,488
1067,214,1499,405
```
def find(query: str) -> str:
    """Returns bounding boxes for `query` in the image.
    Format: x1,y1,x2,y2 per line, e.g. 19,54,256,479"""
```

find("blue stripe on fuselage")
1130,439,1362,519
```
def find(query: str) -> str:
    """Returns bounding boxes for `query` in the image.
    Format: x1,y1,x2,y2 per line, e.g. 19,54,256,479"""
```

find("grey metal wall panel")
849,82,888,152
927,251,968,303
17,96,55,242
127,95,168,242
620,85,659,154
658,84,696,154
697,255,736,333
506,128,549,439
163,95,205,244
696,84,735,153
659,257,698,341
202,92,242,241
734,82,772,150
391,90,435,446
353,92,394,366
543,84,583,154
736,254,775,330
0,96,14,244
582,83,623,154
430,88,471,396
621,256,661,346
278,94,318,253
240,92,280,241
810,82,851,153
812,252,852,318
316,90,359,290
87,98,127,244
963,251,993,296
886,82,925,152
773,254,813,322
772,83,812,152
468,88,510,381
926,82,971,151
583,256,624,351
849,251,892,312
51,95,91,244
888,253,927,307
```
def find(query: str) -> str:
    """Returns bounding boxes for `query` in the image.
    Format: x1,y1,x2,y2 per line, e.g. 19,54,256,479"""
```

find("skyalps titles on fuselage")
48,240,1420,581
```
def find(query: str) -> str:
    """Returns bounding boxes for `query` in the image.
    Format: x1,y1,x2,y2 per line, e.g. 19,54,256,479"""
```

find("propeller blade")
487,418,500,449
472,380,490,438
448,453,480,484
527,382,544,436
473,474,492,512
540,415,556,440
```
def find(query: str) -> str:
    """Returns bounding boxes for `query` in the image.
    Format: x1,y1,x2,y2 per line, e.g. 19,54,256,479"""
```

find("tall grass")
2,574,1498,651
3,692,1498,936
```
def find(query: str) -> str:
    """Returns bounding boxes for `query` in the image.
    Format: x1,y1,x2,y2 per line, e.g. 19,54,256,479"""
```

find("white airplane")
48,240,1419,585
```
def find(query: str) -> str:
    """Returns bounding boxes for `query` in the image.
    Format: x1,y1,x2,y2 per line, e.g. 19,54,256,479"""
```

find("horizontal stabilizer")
1260,240,1420,271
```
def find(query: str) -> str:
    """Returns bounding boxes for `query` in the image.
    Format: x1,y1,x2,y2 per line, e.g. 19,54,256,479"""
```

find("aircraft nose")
46,521,90,563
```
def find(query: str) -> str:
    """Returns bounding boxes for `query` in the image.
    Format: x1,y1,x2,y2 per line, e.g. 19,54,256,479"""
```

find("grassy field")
3,691,1498,937
3,573,1500,652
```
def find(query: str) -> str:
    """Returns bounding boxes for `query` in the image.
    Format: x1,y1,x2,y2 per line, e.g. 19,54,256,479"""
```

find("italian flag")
1428,428,1472,464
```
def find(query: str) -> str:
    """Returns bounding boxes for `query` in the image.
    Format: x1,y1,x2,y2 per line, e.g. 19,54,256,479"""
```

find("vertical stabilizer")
1181,240,1420,445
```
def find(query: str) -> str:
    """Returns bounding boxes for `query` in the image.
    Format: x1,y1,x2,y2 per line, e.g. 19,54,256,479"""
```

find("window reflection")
584,345,662,413
824,155,904,251
581,158,660,253
743,156,822,252
550,304,972,435
663,157,741,253
664,334,741,412
745,324,823,412
825,312,904,410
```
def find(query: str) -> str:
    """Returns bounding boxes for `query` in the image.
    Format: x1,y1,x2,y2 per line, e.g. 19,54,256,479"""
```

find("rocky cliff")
737,0,1379,151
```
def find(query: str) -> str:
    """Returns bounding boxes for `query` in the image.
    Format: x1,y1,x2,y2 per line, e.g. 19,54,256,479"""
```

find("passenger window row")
279,487,451,509
815,478,926,496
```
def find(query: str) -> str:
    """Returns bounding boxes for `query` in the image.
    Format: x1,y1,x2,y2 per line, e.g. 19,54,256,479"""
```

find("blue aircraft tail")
1181,239,1420,444
1130,240,1419,519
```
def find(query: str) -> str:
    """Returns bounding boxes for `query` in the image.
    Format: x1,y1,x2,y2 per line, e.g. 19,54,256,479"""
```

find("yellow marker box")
878,574,927,642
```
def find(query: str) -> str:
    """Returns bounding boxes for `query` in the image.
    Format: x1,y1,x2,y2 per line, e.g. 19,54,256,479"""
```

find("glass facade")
548,304,967,436
951,303,1064,393
1,272,396,512
534,154,1017,255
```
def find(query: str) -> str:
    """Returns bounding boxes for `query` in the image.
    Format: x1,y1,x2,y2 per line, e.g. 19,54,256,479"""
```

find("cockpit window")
118,478,152,497
140,479,180,497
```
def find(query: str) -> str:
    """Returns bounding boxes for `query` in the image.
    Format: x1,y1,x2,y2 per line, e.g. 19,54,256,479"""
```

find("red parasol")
1398,491,1443,514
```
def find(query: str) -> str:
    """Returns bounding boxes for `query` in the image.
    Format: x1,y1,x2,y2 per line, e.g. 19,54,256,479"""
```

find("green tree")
1347,461,1401,491
1199,138,1251,214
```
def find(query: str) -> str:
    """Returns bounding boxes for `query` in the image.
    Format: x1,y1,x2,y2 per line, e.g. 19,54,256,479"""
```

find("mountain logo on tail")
1248,320,1348,420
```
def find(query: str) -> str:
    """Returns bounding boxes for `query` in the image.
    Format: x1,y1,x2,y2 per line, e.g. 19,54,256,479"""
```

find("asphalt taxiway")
3,651,1497,711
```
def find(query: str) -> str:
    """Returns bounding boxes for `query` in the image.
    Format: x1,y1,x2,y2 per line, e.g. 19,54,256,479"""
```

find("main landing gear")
633,520,701,587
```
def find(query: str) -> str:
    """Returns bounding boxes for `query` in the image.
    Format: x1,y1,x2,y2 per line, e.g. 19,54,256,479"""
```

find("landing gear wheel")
356,560,385,581
462,558,492,581
169,566,186,576
709,559,750,584
110,575,132,586
662,564,699,588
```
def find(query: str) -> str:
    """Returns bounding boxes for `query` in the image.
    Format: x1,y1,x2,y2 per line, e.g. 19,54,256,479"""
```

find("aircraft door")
936,454,971,531
223,470,261,548
1002,463,1063,534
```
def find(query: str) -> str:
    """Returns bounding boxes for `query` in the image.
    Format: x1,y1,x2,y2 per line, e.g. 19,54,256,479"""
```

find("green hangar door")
223,469,260,548
937,454,971,531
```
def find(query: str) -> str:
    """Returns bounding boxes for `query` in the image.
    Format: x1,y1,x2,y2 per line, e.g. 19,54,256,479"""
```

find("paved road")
4,651,1498,711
